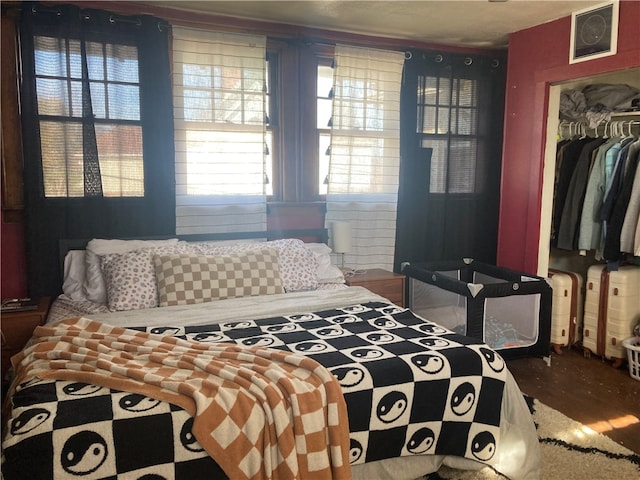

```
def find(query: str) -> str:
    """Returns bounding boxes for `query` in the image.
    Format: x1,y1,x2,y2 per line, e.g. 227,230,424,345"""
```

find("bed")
1,233,540,480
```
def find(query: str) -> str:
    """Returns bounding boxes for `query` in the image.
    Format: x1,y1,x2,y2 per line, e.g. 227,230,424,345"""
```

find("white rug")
427,399,640,480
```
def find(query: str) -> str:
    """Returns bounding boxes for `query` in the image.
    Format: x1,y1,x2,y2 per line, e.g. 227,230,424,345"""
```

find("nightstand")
1,297,50,379
345,268,405,306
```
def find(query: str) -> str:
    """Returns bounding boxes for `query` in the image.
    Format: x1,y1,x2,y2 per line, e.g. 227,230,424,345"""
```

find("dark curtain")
20,3,176,297
394,51,506,271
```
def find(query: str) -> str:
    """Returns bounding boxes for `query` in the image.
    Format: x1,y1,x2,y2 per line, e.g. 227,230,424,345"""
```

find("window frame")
265,50,279,200
417,73,483,195
33,33,145,198
316,57,334,197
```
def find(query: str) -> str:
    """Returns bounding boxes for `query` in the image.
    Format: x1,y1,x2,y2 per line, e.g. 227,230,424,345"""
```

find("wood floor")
506,346,640,454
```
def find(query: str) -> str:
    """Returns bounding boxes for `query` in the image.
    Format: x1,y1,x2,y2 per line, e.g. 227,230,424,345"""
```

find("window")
172,27,267,234
34,35,143,197
177,51,265,195
325,45,405,271
417,75,480,194
328,47,403,197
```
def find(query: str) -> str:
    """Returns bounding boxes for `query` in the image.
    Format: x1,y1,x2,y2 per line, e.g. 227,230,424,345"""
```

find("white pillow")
305,243,345,284
62,250,87,301
83,238,180,304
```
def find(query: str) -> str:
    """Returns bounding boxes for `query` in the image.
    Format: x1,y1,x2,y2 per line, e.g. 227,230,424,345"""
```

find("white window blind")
326,45,404,270
172,27,267,234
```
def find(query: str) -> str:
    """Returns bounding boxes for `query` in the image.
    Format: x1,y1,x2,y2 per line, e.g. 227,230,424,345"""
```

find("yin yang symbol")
351,348,383,359
373,317,396,328
192,332,224,342
411,353,445,374
11,408,50,435
471,431,496,461
224,321,252,329
420,338,450,348
331,315,358,324
150,326,181,335
242,336,275,347
266,324,296,333
377,391,407,423
331,367,365,387
296,342,327,353
317,327,343,337
480,347,505,372
367,332,395,343
119,394,161,412
289,314,315,321
419,324,447,335
380,306,403,315
349,438,364,463
407,427,435,454
180,417,204,452
61,431,108,475
451,382,476,416
62,382,102,396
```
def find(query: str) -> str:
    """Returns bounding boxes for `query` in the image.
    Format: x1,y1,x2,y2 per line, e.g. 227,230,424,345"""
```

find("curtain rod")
27,4,170,30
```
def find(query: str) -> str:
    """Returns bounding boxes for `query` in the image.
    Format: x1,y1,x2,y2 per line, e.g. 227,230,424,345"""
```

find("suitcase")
548,269,584,354
583,264,640,367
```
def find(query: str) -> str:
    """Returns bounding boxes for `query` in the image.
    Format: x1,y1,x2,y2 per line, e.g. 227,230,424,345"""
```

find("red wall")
497,0,640,275
1,212,28,298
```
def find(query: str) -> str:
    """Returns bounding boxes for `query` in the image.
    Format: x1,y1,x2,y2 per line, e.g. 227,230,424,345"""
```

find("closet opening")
538,67,640,279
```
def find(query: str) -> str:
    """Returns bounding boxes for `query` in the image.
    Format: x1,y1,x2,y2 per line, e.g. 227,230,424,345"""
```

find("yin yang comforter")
1,287,540,480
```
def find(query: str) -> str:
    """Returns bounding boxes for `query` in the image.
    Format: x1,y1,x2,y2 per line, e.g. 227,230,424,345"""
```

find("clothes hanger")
578,122,588,139
625,120,640,139
557,120,567,140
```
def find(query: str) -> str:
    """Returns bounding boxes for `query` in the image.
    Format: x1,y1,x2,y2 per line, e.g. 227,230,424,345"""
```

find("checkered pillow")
192,238,319,292
154,249,285,306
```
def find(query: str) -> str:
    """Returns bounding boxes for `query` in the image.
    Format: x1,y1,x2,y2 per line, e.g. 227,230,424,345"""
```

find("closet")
534,68,640,360
538,68,640,281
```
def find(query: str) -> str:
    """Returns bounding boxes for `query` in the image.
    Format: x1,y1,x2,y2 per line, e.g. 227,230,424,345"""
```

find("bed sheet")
4,287,539,480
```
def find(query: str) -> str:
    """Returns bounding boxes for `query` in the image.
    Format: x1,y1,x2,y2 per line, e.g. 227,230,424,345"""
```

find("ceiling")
138,0,605,48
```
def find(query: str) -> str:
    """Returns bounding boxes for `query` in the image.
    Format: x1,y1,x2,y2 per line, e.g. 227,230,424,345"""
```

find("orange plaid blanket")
11,317,352,480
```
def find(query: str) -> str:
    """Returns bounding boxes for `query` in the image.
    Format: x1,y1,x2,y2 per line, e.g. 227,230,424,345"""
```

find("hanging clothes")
552,118,640,263
578,136,620,251
620,142,640,254
604,138,640,262
556,137,607,250
550,137,593,247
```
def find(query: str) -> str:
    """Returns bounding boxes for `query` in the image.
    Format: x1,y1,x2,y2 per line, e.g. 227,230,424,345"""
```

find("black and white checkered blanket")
2,301,507,479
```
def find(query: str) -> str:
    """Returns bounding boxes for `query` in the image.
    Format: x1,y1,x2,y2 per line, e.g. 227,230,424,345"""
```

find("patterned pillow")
154,249,285,306
192,238,318,292
101,243,198,311
83,238,181,304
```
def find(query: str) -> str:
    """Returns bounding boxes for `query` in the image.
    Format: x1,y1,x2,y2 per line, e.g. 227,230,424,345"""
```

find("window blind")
172,27,267,234
326,45,405,270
